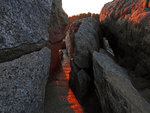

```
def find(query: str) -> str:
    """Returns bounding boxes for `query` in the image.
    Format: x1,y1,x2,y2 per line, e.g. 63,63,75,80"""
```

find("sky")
62,0,112,16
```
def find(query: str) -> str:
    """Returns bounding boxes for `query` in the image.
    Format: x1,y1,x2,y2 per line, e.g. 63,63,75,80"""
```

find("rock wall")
0,48,51,113
0,0,52,63
99,0,150,89
66,17,102,68
67,1,150,112
49,0,68,73
93,49,150,113
67,17,102,113
99,0,150,105
49,0,68,41
0,0,67,112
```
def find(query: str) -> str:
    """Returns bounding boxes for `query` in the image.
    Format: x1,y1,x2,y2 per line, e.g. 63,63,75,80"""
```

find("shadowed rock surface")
0,0,53,63
100,0,150,101
67,1,150,111
100,0,150,75
49,0,68,73
67,17,102,113
0,0,68,112
65,17,102,68
0,0,150,112
93,49,150,113
67,17,101,93
0,47,51,113
49,0,68,42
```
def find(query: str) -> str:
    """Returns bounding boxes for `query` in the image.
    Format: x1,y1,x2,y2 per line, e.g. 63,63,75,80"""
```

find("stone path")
44,52,83,113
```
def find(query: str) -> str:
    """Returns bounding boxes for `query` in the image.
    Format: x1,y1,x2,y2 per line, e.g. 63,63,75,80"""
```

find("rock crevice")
100,0,150,102
0,0,68,112
67,0,150,112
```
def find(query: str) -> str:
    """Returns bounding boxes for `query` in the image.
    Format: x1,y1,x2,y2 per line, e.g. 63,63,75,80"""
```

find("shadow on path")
44,51,83,113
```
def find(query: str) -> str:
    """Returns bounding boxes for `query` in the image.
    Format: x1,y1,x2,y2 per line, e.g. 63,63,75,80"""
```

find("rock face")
69,67,91,99
100,0,150,89
93,49,150,113
49,0,68,73
49,0,68,41
0,0,52,63
68,17,102,112
66,17,102,68
0,48,51,113
67,17,102,92
0,0,67,112
100,0,150,101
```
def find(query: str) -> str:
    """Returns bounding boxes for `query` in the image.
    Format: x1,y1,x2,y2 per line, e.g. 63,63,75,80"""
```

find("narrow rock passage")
44,50,83,113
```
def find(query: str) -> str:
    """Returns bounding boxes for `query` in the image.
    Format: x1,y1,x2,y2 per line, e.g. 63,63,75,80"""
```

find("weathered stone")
0,0,53,62
93,49,150,113
49,0,68,42
70,68,90,99
0,0,68,112
65,20,81,59
49,41,63,73
0,47,51,113
77,69,91,98
141,88,150,103
100,0,150,86
69,61,80,91
48,0,68,73
69,57,102,113
66,17,102,68
103,37,115,56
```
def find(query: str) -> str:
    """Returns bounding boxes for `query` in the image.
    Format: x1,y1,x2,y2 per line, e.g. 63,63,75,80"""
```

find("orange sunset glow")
62,0,113,16
62,56,83,113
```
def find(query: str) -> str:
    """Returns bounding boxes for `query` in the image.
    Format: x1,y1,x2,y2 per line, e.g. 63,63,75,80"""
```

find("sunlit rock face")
49,0,68,73
100,0,150,92
100,0,150,26
0,0,66,112
93,49,150,113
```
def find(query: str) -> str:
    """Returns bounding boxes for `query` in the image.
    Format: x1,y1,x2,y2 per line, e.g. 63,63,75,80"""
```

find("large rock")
0,47,51,113
49,0,68,73
66,17,102,68
69,61,101,113
49,0,68,42
0,0,53,63
68,17,102,112
100,0,150,82
0,0,67,112
69,67,91,99
68,17,101,96
93,49,150,113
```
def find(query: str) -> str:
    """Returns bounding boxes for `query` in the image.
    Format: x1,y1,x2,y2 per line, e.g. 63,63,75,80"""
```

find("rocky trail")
44,50,83,113
0,0,150,113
